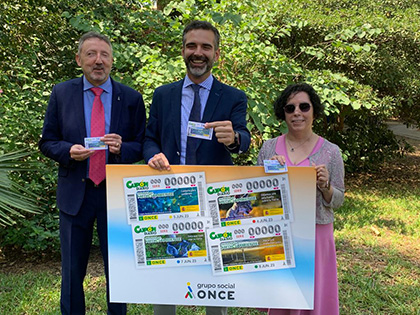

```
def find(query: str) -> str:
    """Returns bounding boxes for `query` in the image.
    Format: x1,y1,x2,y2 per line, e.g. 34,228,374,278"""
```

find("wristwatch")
227,132,240,150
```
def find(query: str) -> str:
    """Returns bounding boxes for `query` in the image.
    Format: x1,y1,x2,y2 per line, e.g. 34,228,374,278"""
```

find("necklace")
286,133,313,152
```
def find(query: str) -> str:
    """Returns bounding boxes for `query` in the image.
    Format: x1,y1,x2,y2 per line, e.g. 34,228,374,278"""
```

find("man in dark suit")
143,21,250,315
39,31,146,315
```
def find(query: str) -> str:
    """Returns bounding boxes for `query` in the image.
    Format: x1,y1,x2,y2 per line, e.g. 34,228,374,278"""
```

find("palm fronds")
0,149,41,226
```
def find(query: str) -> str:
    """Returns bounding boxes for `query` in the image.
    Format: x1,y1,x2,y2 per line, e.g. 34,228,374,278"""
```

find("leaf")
351,100,362,110
163,6,173,16
362,44,371,52
325,33,335,41
248,111,264,132
351,44,362,53
212,12,224,24
0,149,41,226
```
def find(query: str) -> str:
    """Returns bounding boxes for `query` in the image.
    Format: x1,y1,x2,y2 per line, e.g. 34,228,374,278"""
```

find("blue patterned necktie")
185,84,201,165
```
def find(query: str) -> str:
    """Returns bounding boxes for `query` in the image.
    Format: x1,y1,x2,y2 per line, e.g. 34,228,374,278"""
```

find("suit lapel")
197,78,223,151
110,78,122,133
171,80,183,152
72,78,87,140
202,78,222,122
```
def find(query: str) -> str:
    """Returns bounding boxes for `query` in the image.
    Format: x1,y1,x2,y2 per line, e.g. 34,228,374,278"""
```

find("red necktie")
89,87,106,185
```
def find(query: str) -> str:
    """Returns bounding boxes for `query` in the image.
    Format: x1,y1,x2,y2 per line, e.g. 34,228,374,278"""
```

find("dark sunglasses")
284,103,311,114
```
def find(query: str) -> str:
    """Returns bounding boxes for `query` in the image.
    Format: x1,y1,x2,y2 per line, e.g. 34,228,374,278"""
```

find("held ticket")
207,222,295,275
187,121,213,140
263,160,288,173
123,172,207,223
84,137,108,150
206,175,293,227
131,217,212,269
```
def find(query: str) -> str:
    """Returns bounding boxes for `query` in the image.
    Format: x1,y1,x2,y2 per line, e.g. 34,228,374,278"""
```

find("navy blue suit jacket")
143,77,250,165
39,77,146,215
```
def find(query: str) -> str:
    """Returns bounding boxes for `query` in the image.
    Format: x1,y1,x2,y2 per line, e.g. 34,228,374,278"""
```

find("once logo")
196,290,235,300
185,282,194,299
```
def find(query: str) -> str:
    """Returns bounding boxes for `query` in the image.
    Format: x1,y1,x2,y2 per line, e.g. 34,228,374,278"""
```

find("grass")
335,149,420,315
0,270,259,314
1,151,419,315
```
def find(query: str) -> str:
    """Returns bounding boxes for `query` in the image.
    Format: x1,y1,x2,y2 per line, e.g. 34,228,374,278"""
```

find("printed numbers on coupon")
164,175,197,187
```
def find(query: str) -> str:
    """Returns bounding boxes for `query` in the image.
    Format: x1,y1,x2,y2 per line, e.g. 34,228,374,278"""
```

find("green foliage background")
0,0,418,253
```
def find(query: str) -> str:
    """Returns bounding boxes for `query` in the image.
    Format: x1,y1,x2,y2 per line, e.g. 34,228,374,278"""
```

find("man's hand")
70,144,94,161
101,133,122,155
148,152,171,171
205,121,235,146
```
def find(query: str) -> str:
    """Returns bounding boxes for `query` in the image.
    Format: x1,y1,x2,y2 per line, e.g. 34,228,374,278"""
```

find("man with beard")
143,21,250,315
39,31,146,314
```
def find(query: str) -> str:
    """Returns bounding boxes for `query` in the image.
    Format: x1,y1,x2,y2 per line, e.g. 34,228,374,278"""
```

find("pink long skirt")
261,223,339,315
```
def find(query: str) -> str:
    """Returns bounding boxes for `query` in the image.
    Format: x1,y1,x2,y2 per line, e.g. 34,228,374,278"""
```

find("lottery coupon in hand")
263,160,288,173
123,172,207,223
207,221,295,275
206,175,294,227
187,121,213,140
131,217,212,269
84,137,108,150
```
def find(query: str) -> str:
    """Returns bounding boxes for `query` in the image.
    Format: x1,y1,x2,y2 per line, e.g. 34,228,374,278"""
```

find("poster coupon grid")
123,172,207,223
206,174,293,227
207,221,295,275
131,217,212,269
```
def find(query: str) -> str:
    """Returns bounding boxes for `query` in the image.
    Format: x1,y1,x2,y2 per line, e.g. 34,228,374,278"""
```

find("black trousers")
59,180,126,315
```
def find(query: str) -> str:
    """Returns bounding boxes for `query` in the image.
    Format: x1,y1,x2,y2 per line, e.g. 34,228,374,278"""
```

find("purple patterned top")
257,135,345,224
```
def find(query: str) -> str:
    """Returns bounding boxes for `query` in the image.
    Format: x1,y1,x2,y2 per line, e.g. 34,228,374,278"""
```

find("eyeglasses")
284,103,311,114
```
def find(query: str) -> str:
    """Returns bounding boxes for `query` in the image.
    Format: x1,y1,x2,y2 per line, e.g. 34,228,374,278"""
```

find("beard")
87,65,109,84
184,55,214,78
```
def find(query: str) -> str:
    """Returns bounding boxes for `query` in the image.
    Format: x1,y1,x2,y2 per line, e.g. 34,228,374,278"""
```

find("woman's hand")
269,155,286,165
315,164,329,189
314,164,333,203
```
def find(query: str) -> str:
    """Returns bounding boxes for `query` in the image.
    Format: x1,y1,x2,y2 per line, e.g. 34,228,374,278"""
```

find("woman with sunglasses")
257,83,344,315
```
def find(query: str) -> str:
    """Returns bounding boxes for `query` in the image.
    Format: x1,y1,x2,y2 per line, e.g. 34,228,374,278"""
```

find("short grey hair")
77,31,113,55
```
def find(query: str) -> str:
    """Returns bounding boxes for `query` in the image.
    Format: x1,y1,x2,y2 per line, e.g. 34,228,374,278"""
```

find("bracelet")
317,180,330,192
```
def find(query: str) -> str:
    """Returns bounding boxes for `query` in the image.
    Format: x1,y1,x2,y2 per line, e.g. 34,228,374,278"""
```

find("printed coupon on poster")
123,172,207,223
206,175,293,227
207,222,295,275
131,217,212,269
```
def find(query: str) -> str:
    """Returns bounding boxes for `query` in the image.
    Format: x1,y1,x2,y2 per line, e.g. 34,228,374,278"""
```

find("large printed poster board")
107,165,316,309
